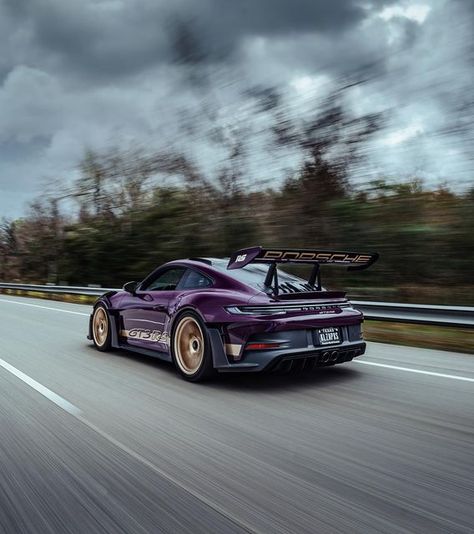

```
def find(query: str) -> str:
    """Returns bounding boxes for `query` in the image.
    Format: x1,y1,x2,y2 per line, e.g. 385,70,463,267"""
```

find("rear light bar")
246,342,283,350
226,303,349,316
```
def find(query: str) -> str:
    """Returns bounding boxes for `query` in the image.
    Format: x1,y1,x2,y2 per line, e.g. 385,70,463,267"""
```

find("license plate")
317,327,341,345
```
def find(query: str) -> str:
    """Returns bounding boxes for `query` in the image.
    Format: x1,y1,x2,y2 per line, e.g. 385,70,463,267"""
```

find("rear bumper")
214,341,366,373
211,320,365,373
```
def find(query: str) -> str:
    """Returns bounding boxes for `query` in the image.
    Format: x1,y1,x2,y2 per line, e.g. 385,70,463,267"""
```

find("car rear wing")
227,246,378,271
227,246,379,295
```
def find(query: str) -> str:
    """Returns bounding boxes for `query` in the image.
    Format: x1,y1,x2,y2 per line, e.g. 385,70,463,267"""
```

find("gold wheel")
92,307,109,348
174,316,205,375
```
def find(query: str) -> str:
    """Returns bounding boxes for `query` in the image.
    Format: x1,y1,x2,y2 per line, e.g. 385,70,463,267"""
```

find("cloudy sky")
0,0,472,217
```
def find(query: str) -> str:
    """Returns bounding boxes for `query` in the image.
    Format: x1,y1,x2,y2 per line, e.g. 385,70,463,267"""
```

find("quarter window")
179,269,213,290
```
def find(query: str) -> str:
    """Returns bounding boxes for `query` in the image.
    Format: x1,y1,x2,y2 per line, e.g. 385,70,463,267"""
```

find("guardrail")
352,301,474,328
0,283,116,296
0,283,473,328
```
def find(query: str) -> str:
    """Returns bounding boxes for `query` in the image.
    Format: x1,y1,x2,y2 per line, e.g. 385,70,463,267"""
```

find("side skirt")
110,313,172,362
116,343,172,362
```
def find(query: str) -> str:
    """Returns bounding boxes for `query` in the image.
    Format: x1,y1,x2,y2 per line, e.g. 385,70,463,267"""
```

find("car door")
119,267,186,354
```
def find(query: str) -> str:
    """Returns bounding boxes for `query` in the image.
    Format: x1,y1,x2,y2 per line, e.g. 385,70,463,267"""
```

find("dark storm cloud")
187,0,369,59
1,0,393,82
1,0,173,81
211,0,366,35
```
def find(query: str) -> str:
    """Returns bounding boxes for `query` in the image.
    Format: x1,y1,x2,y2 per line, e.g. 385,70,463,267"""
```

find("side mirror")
123,281,138,294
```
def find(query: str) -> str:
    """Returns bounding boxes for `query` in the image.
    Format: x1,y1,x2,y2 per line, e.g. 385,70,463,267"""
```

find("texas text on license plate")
317,327,341,345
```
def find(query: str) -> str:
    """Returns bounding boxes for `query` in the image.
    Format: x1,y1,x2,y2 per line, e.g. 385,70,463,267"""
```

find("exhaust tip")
322,351,330,363
330,350,338,362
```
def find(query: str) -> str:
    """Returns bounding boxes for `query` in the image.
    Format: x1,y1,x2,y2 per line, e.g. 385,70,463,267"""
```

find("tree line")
1,88,472,304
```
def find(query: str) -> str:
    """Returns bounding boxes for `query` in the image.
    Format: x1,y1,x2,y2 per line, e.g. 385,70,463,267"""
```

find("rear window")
212,258,311,292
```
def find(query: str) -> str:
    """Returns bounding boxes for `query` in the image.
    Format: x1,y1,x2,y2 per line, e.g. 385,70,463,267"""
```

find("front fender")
87,291,121,345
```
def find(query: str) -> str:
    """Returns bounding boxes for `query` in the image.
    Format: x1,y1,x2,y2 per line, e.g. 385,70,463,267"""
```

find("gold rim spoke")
93,308,108,347
174,317,204,375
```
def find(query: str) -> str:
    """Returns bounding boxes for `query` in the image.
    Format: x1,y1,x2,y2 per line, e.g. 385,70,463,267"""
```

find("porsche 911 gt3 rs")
88,246,378,381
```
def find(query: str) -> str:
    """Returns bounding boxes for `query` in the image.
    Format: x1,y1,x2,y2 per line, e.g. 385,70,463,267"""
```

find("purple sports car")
88,246,378,381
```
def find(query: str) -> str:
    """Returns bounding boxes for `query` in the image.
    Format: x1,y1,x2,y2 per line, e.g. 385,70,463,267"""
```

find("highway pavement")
0,295,473,533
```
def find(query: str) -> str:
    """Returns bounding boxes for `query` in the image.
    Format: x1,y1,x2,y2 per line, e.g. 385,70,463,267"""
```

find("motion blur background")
0,0,472,307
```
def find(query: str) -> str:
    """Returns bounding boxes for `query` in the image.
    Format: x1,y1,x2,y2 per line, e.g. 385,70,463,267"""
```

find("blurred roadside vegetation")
0,85,473,306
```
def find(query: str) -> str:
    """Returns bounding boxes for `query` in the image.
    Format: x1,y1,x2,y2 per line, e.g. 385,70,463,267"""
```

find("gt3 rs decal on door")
120,328,170,345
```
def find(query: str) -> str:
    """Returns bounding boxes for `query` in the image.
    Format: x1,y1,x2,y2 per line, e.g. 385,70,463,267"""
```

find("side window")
179,269,213,290
143,268,186,291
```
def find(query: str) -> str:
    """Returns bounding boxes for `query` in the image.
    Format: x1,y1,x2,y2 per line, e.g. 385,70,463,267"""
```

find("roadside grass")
363,321,473,354
0,288,97,305
1,288,472,354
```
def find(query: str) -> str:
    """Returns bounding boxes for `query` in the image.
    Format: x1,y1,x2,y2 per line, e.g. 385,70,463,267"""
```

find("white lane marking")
0,358,258,532
75,415,259,533
0,298,89,316
356,360,474,383
0,358,82,415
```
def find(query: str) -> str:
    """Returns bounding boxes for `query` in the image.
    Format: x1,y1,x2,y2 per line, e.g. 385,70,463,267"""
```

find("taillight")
245,342,282,350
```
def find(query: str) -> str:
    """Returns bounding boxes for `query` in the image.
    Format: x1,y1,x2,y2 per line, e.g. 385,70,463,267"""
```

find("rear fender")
174,290,255,324
168,305,208,334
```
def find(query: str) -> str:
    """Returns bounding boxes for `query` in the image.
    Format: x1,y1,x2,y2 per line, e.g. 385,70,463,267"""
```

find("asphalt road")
0,295,473,534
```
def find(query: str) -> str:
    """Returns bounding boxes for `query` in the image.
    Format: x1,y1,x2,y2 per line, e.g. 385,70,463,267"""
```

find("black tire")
91,304,112,352
171,311,215,382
